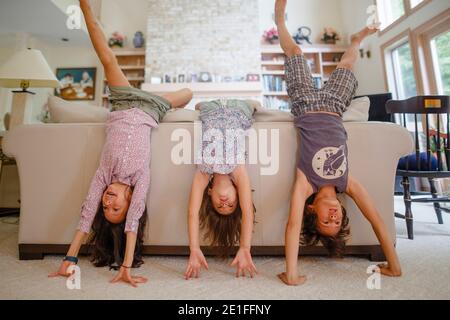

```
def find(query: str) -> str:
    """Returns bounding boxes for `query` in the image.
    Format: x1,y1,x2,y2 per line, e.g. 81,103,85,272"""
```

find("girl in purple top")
275,0,401,286
49,0,193,287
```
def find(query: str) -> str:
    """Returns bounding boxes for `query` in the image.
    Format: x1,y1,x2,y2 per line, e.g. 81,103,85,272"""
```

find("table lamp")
0,48,59,129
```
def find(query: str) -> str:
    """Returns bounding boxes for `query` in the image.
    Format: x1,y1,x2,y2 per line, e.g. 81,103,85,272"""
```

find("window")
377,0,406,30
381,32,419,130
390,41,418,99
430,30,450,95
376,0,432,32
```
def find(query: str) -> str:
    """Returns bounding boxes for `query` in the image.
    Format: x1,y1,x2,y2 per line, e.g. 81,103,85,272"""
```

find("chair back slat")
437,116,442,171
415,114,420,170
447,113,450,170
426,114,432,171
386,95,450,173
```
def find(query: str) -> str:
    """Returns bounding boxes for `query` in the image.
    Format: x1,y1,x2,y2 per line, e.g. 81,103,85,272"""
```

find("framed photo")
55,67,96,101
199,72,212,83
189,73,198,83
246,74,261,82
150,76,162,84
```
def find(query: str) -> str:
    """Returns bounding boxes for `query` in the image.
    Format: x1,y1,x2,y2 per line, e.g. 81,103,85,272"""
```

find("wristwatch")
63,256,78,264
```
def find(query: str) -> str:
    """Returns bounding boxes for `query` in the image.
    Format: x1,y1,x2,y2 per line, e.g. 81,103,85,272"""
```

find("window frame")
379,7,450,193
380,30,419,100
412,11,450,95
381,8,450,96
375,0,433,36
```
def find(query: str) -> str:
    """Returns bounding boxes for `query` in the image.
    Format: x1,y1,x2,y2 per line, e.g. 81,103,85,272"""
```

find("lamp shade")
0,48,59,89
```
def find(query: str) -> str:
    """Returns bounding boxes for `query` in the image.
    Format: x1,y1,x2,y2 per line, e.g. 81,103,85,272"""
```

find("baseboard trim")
18,244,385,262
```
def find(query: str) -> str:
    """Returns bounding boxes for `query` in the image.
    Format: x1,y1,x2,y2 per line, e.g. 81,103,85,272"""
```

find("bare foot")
275,0,287,26
350,26,378,44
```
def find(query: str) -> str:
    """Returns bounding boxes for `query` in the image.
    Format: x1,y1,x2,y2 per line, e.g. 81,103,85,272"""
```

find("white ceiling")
0,0,89,47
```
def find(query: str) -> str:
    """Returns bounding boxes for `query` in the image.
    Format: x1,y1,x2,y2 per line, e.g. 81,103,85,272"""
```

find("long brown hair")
300,193,350,258
88,206,147,270
199,178,256,258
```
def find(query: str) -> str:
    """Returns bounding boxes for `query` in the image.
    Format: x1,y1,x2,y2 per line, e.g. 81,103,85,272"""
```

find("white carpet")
0,197,449,300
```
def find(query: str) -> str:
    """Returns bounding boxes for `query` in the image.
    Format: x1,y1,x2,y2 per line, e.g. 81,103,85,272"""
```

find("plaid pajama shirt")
285,54,358,117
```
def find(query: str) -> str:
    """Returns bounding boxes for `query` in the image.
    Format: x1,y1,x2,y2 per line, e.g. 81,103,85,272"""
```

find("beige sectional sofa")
2,102,414,261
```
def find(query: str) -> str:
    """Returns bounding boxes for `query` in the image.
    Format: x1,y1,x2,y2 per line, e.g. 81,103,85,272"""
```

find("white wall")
259,0,346,44
100,0,149,47
340,0,450,95
102,0,346,48
145,0,261,80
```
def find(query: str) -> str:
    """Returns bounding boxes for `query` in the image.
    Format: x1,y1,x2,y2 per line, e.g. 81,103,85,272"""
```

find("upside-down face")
308,196,343,237
102,183,132,224
208,175,238,216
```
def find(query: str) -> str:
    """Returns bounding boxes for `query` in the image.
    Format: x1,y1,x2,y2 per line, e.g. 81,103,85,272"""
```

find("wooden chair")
386,95,450,240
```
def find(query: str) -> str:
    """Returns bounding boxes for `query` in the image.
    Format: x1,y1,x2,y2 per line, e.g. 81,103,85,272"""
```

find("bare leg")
338,27,378,71
80,0,129,87
162,89,193,109
275,0,302,58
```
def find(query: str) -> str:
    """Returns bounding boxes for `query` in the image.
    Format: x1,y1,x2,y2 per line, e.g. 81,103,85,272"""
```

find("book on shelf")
262,75,286,92
263,75,321,92
263,96,290,111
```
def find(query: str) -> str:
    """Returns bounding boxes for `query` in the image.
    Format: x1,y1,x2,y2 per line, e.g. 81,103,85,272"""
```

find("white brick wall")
145,0,261,83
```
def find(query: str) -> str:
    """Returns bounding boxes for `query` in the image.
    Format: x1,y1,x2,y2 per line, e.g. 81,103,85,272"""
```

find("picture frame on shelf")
189,73,198,83
246,74,261,82
199,72,212,83
150,76,162,84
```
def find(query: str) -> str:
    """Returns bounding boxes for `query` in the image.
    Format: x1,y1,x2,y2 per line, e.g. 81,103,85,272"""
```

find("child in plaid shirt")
275,0,401,286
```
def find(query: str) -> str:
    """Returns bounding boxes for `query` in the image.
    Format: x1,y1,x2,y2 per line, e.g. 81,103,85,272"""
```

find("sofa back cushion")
342,96,370,122
48,96,109,123
46,95,370,124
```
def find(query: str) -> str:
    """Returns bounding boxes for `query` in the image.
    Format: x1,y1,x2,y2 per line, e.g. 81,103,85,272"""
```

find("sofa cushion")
47,95,370,124
162,109,200,122
48,96,109,123
254,109,294,122
254,96,370,123
342,96,370,122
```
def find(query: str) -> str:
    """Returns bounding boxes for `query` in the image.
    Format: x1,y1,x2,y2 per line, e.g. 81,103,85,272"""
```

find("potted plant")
108,31,125,48
263,27,279,45
321,27,340,44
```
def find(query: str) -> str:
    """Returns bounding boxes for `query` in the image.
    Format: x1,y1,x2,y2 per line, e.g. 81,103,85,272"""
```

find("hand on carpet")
48,260,76,278
185,248,209,280
377,263,402,277
231,248,258,278
110,266,148,288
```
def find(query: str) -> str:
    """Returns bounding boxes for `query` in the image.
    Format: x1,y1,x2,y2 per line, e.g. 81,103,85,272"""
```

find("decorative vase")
133,31,145,48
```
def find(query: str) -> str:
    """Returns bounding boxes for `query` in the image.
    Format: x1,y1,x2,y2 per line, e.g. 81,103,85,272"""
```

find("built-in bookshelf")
105,45,348,111
142,82,262,110
261,44,348,110
102,48,146,108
